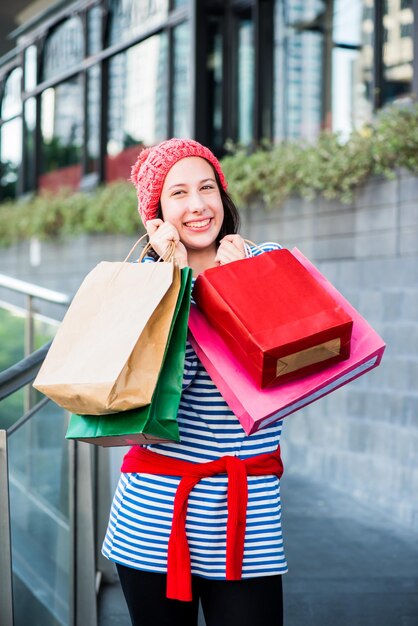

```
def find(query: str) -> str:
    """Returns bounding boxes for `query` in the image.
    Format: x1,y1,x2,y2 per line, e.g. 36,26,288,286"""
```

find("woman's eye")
202,185,215,190
172,189,185,196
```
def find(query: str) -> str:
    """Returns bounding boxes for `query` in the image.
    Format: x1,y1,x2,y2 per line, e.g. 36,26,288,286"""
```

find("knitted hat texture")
130,138,228,224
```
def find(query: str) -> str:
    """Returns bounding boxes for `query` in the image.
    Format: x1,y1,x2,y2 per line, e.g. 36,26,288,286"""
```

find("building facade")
0,0,417,200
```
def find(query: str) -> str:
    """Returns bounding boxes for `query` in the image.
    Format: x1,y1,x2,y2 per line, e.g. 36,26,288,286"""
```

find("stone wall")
240,170,417,260
240,169,418,532
0,170,417,531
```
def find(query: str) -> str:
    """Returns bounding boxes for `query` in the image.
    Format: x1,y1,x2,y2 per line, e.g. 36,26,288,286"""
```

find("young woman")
102,138,286,626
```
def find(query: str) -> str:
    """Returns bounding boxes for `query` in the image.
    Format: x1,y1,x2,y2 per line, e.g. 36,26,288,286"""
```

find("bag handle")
137,240,176,263
123,233,149,262
108,235,176,288
243,238,264,257
123,234,176,264
125,235,262,264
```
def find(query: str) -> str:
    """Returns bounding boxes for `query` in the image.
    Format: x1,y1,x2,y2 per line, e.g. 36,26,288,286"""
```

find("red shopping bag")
193,248,353,388
189,248,385,435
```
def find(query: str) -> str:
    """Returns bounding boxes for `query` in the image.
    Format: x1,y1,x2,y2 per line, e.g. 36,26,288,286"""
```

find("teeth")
185,219,210,229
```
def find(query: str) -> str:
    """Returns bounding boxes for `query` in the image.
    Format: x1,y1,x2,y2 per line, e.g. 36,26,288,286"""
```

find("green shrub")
222,104,418,208
0,180,143,246
1,105,418,246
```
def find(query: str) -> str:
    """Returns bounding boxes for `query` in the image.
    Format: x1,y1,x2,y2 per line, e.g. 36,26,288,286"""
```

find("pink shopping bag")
188,248,386,435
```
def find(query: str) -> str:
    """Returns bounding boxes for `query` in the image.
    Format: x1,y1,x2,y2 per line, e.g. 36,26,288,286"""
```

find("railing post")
0,429,14,626
74,438,98,626
95,446,120,584
69,436,76,626
24,294,36,411
24,294,35,358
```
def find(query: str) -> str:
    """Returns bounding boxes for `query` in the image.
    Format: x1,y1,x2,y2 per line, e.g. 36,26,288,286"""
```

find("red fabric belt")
121,445,284,602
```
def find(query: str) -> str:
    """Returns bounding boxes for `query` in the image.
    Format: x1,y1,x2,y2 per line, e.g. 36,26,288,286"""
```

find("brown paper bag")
33,253,180,415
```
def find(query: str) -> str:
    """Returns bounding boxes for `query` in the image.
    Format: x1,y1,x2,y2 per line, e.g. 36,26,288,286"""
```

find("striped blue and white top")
102,241,288,579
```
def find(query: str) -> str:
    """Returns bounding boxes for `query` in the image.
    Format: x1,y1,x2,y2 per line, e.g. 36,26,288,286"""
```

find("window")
108,0,169,46
23,48,37,192
2,68,22,119
106,33,168,181
87,5,102,55
237,16,254,145
0,118,22,199
23,98,37,192
24,46,37,92
274,0,324,141
86,66,101,175
173,21,191,138
42,17,84,82
206,15,223,152
0,68,23,199
332,0,373,137
39,76,84,191
381,0,413,105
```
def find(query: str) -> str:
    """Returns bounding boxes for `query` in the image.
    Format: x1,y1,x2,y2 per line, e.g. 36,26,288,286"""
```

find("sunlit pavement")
98,473,418,625
281,473,418,626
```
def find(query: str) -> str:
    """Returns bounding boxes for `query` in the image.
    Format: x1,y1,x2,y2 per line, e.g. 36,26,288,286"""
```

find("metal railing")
0,272,70,348
0,273,71,411
0,275,105,626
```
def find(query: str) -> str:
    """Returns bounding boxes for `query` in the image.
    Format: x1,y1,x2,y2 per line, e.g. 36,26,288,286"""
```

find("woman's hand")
146,219,188,267
214,234,246,266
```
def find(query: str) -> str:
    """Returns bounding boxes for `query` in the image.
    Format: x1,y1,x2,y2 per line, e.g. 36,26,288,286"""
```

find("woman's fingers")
147,220,181,258
147,219,179,241
215,237,246,265
220,234,246,254
145,219,164,237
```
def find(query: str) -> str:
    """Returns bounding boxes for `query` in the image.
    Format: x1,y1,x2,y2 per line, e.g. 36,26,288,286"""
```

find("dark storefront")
0,0,417,200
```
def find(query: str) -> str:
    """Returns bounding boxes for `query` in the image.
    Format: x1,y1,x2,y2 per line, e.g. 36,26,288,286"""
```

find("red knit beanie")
130,138,228,225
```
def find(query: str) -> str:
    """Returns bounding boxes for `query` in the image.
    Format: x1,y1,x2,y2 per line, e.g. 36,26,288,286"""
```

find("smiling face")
159,156,224,254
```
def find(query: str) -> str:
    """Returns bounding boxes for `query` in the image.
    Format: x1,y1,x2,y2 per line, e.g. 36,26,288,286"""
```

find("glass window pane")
206,15,223,152
1,67,22,119
42,16,84,82
87,66,101,174
24,45,37,92
40,76,83,191
382,0,413,105
173,0,187,8
24,97,37,191
9,402,71,625
0,117,22,199
87,5,102,55
173,21,191,138
274,0,324,141
237,18,254,145
108,0,169,46
332,0,374,138
106,33,168,181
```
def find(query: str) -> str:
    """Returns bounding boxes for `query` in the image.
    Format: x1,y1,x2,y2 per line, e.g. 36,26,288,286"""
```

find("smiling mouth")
184,218,212,229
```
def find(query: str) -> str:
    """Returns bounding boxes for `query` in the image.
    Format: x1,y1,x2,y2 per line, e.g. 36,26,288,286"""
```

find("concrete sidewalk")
280,473,418,625
98,473,418,625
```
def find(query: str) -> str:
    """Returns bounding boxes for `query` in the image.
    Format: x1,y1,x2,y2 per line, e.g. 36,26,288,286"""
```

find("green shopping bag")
66,267,192,446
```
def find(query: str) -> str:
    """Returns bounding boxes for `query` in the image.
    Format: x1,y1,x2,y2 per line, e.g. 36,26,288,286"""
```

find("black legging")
116,563,283,626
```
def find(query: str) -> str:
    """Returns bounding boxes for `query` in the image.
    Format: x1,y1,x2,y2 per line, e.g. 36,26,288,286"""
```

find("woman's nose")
189,190,205,211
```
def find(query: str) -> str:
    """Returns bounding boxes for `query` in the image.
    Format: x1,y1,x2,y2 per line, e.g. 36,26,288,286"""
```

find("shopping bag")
193,248,353,388
188,249,385,435
65,267,193,446
34,242,180,415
